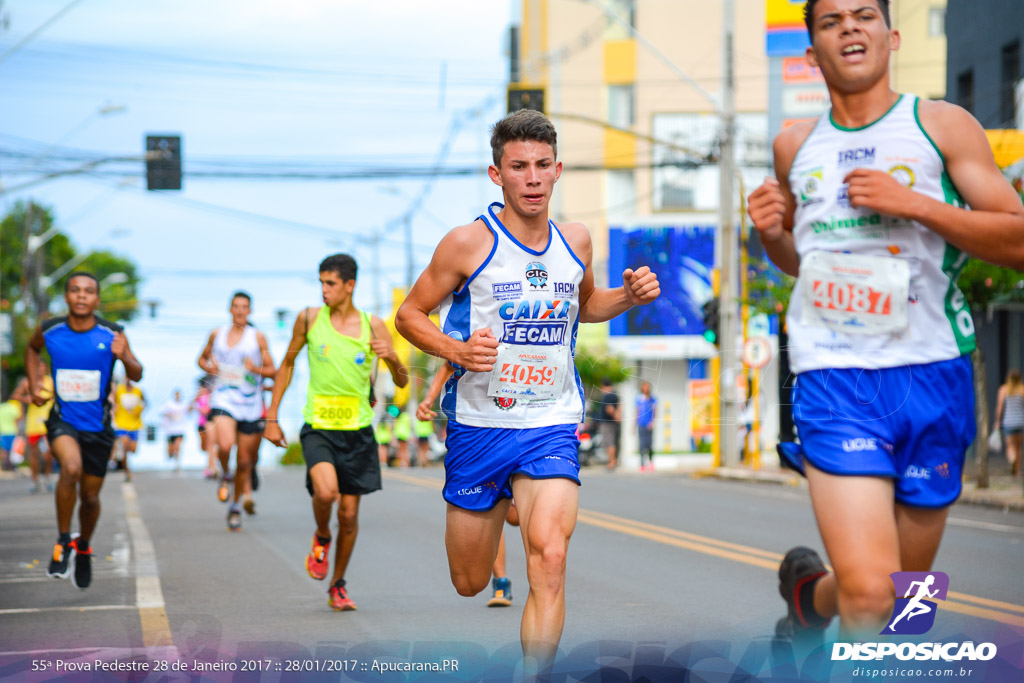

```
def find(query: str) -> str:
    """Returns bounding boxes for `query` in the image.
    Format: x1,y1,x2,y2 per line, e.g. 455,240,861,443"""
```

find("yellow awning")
985,129,1024,169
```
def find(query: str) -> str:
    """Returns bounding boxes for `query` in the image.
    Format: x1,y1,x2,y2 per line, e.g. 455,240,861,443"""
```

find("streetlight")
100,272,128,288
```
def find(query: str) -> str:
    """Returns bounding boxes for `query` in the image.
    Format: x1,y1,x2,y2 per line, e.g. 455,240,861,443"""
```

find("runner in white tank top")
198,291,276,531
747,0,1024,645
395,110,660,675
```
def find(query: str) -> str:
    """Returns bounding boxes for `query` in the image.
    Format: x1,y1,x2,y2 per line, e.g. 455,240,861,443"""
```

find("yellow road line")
384,471,1024,626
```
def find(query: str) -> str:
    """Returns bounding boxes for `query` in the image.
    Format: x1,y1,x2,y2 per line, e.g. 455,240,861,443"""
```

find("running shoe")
487,577,513,607
251,466,260,491
306,534,331,580
71,540,92,589
46,534,77,579
327,579,357,611
776,546,830,641
227,506,242,532
203,468,217,480
217,477,230,503
243,496,256,515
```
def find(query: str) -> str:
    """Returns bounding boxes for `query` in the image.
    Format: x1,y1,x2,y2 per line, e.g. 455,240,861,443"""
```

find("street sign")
741,336,771,369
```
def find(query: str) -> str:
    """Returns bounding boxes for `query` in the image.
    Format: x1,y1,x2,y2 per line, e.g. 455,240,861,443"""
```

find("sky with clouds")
1,0,518,430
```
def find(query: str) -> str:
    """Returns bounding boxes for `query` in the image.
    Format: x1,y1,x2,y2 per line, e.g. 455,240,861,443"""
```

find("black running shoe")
777,546,830,641
46,535,77,579
250,466,260,491
227,506,242,532
72,541,92,589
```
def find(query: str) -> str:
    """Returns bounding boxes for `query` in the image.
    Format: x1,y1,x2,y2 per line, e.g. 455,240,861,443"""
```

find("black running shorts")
300,423,381,497
46,417,115,478
208,408,265,435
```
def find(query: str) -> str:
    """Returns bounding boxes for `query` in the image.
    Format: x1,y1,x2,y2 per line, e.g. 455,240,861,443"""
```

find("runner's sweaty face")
806,0,898,95
490,139,562,220
319,270,353,308
64,275,100,318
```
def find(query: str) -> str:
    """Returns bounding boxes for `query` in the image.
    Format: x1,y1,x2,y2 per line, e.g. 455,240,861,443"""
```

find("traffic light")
507,86,545,114
145,134,182,190
702,298,720,345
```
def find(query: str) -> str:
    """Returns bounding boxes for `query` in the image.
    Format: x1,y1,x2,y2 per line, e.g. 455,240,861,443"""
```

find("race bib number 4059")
487,343,568,401
800,251,910,335
56,369,101,402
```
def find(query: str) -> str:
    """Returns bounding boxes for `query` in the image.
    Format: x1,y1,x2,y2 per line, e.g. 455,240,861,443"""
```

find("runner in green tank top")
264,254,408,611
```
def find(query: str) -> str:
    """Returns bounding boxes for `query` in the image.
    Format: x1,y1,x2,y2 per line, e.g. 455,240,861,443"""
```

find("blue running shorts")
443,420,581,511
779,355,975,508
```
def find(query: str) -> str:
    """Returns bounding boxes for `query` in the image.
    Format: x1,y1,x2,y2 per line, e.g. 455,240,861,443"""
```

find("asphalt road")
1,465,1022,681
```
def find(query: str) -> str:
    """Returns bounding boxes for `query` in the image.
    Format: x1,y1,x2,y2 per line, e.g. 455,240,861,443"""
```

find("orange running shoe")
217,478,230,503
306,533,330,580
327,579,357,611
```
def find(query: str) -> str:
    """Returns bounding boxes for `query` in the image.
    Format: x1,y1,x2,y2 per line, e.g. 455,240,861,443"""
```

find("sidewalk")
703,452,1024,512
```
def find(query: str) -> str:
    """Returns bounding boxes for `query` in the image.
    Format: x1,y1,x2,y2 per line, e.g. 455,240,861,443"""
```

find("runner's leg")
51,435,84,534
330,493,362,585
894,504,949,572
233,431,260,505
445,500,510,596
806,463,899,637
511,476,578,673
308,461,339,539
77,473,105,545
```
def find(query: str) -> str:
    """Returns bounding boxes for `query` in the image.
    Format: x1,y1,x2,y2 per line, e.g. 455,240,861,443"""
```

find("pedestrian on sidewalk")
995,369,1024,477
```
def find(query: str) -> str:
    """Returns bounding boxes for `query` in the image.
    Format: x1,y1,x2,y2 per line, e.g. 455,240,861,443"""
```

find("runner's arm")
250,331,277,379
369,316,409,388
112,331,143,382
850,101,1024,269
560,221,660,323
425,363,454,405
748,126,808,277
197,330,217,374
395,222,500,372
10,377,30,405
25,330,49,406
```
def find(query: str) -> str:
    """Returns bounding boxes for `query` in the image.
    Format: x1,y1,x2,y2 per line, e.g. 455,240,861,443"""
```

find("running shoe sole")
46,533,78,580
227,511,242,532
243,498,256,515
218,483,229,503
486,594,512,607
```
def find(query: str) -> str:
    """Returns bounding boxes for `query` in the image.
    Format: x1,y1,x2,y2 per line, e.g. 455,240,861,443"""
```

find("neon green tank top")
303,307,375,430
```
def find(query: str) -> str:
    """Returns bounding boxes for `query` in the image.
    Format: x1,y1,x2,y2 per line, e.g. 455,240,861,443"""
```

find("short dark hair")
319,253,358,282
65,271,99,293
231,291,251,304
490,109,558,167
804,0,891,39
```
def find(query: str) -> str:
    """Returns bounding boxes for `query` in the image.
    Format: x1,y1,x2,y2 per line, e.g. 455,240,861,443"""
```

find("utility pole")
718,0,740,466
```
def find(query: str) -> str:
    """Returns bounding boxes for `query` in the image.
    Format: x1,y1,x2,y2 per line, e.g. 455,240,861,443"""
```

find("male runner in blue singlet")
26,272,144,590
396,109,660,675
748,0,1024,640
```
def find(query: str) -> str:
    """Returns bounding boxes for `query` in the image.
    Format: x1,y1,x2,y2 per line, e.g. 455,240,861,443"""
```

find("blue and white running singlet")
42,316,120,432
439,203,585,429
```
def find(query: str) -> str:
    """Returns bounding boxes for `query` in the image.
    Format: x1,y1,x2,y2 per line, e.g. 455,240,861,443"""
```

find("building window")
603,0,635,40
1001,40,1021,128
606,169,636,220
607,84,635,128
957,69,974,115
927,7,944,37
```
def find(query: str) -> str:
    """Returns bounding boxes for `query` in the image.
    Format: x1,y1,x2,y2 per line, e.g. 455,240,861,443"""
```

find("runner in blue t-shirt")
635,381,657,471
26,272,143,590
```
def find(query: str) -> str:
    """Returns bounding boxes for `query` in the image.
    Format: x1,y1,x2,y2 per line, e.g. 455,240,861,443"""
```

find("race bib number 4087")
800,251,910,335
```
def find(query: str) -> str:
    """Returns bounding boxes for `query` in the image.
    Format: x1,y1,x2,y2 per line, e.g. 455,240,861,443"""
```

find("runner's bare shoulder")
774,119,817,175
437,217,497,279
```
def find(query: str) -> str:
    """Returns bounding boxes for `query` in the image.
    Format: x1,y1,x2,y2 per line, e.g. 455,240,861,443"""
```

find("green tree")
574,346,631,417
0,200,142,387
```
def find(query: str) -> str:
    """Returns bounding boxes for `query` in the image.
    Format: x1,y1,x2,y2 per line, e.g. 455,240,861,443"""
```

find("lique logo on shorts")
841,437,878,452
